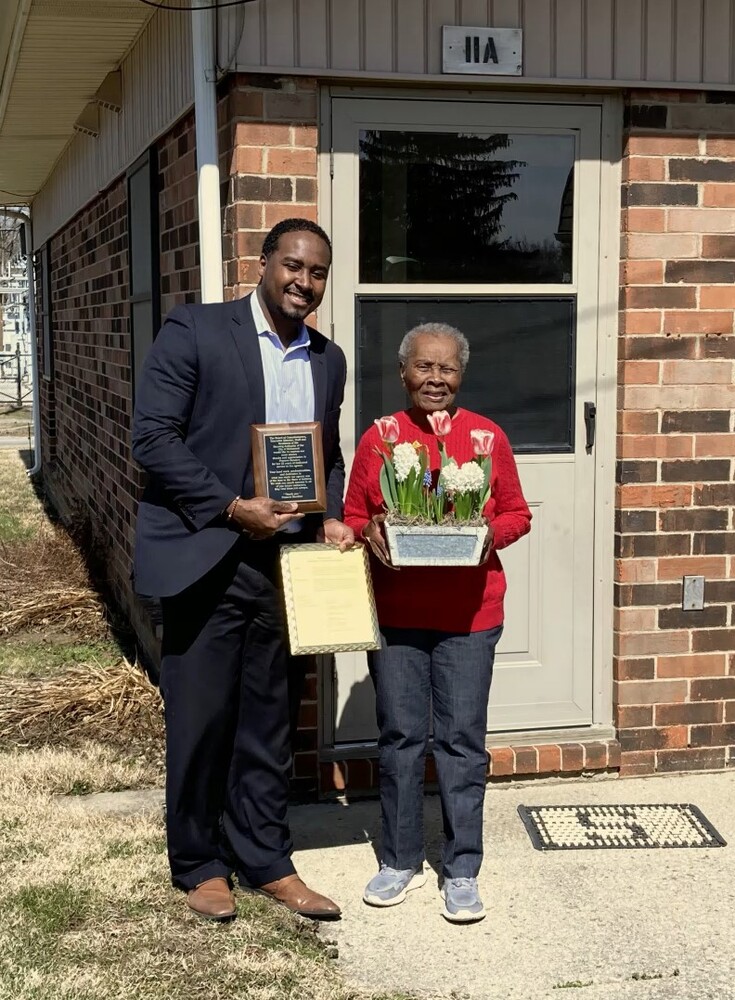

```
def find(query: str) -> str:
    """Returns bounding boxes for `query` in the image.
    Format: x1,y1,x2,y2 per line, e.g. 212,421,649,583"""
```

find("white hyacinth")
440,459,485,494
392,441,421,483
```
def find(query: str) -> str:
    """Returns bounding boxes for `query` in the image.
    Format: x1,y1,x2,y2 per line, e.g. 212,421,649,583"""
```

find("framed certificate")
280,544,381,655
251,421,327,513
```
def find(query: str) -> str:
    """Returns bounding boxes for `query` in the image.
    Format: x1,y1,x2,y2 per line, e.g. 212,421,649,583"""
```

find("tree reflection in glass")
359,130,574,284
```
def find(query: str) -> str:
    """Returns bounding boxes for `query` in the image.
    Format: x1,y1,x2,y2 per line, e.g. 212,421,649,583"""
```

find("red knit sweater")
344,409,532,633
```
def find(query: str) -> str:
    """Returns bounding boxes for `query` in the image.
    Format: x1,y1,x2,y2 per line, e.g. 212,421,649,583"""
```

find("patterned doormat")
518,804,727,850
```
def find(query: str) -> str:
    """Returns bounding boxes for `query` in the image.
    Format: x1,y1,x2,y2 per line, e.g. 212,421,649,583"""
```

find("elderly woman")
344,322,531,924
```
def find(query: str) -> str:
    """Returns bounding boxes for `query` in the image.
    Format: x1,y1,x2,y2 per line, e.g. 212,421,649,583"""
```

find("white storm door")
330,96,601,741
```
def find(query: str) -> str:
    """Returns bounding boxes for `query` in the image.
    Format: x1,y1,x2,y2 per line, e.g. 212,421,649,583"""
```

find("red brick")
618,361,661,385
626,136,699,156
560,743,584,772
623,157,666,182
616,679,689,705
618,411,659,434
657,747,727,772
266,147,317,176
619,750,656,776
620,311,662,335
512,746,538,774
583,742,610,770
265,202,317,227
657,556,727,580
488,746,514,776
618,485,693,509
664,311,734,335
695,433,735,457
536,744,562,773
618,435,693,459
656,701,722,725
621,259,664,284
707,137,735,157
617,705,654,727
656,653,728,679
623,208,666,233
700,285,735,308
702,184,735,208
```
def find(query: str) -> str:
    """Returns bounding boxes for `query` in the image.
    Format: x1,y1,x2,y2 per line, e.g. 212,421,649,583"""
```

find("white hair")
398,322,470,372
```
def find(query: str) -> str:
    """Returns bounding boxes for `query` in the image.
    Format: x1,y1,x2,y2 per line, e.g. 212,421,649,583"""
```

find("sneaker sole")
363,870,427,907
441,904,486,924
440,889,486,924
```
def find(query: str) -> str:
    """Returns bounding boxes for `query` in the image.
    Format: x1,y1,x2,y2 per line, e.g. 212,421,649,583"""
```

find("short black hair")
261,218,332,260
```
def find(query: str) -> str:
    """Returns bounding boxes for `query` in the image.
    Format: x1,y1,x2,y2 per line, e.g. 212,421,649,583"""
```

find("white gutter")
191,0,223,303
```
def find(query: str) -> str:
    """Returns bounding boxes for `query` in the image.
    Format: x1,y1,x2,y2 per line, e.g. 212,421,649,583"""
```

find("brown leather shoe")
254,874,341,920
187,877,236,922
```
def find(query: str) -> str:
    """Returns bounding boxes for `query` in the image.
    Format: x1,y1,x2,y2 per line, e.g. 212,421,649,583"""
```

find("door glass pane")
356,296,575,453
359,131,574,284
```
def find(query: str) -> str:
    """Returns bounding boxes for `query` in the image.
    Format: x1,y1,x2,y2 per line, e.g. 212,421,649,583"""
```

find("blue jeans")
368,626,503,880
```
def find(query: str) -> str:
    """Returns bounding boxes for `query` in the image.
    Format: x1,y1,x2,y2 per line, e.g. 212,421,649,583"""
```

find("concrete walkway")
291,770,735,1000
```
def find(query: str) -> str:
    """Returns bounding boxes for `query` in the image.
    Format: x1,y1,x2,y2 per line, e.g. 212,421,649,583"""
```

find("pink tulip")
427,410,452,437
374,415,400,443
470,429,495,458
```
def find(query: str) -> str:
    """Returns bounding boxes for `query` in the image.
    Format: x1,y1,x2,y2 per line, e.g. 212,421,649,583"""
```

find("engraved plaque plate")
251,421,327,513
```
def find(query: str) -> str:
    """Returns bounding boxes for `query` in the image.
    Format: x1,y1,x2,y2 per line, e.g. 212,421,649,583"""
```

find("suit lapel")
309,329,327,424
230,292,266,424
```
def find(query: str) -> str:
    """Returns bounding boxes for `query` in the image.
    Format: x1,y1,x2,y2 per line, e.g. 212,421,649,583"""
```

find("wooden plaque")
251,421,327,513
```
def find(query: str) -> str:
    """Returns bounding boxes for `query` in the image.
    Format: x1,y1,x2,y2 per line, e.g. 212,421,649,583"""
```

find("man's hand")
362,514,397,570
317,518,355,552
228,497,304,539
479,519,495,564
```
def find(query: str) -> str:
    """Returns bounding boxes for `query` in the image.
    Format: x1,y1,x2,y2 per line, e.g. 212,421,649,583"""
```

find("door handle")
584,402,596,452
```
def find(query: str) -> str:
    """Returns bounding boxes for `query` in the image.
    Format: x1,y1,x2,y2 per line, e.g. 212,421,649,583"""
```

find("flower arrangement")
374,412,493,525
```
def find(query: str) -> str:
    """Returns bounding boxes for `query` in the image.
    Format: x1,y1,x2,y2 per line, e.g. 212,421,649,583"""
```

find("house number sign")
442,26,522,75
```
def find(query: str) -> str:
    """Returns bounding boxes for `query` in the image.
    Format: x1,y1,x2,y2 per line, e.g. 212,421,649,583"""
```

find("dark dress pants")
368,625,503,880
160,539,297,891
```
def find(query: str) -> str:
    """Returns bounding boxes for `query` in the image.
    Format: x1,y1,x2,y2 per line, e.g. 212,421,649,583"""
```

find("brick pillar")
218,75,318,302
218,74,320,794
617,92,735,776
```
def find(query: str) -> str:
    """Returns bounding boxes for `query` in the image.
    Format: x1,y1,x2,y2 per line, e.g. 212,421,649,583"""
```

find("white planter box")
385,523,488,567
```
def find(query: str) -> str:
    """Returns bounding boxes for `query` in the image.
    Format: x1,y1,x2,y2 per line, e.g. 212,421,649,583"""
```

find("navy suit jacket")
131,293,347,598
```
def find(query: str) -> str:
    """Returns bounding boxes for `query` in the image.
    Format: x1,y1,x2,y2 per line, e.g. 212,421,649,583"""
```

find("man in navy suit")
132,218,352,921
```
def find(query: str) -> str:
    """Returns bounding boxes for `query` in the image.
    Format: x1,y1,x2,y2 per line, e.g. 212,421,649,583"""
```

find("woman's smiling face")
400,333,463,413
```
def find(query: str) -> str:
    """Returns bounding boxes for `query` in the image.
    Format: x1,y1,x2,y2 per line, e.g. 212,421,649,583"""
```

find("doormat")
517,804,726,850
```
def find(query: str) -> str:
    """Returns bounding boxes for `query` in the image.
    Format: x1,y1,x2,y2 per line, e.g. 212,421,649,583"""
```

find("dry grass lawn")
0,751,412,1000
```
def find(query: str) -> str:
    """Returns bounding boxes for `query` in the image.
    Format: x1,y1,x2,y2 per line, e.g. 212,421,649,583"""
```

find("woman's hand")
317,518,355,551
362,514,397,570
480,518,495,564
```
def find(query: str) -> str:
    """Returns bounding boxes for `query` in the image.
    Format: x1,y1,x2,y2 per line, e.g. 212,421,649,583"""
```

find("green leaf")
379,455,398,510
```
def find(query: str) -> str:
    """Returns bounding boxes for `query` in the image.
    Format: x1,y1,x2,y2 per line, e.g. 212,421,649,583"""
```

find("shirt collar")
250,289,310,352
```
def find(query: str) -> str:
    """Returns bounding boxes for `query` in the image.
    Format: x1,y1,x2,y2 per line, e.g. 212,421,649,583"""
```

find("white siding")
33,11,193,248
220,0,735,86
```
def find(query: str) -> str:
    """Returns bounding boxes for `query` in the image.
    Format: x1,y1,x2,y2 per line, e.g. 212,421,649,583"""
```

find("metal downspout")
23,217,40,475
191,0,224,303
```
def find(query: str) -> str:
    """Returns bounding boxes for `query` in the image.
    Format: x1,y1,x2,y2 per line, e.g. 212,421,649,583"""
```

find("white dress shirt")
250,290,315,533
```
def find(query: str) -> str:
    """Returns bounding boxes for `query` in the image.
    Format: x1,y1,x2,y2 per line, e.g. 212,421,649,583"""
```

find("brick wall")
617,91,735,777
158,112,200,318
42,179,141,613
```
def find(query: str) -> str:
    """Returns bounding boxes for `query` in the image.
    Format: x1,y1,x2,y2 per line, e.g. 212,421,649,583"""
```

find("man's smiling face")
258,230,331,323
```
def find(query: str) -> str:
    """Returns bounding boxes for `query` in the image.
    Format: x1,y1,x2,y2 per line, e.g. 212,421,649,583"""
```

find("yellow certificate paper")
279,544,381,655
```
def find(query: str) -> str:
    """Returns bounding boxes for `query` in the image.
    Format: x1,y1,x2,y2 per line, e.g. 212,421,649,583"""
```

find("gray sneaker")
441,877,486,923
363,865,427,907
